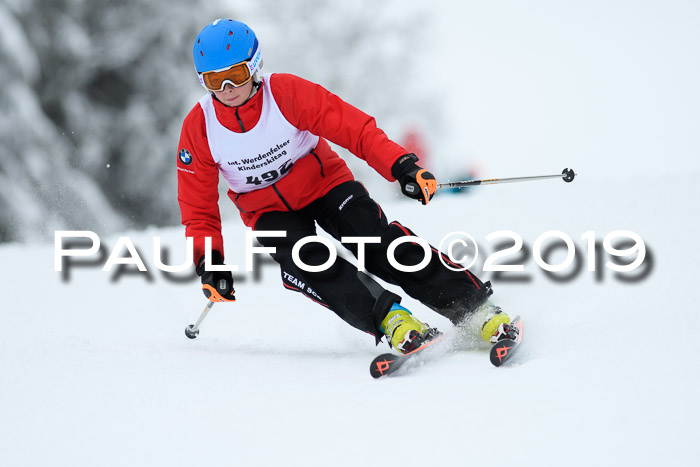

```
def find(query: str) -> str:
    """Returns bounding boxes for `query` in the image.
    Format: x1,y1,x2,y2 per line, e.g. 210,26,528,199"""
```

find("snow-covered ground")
3,1,700,466
2,172,699,466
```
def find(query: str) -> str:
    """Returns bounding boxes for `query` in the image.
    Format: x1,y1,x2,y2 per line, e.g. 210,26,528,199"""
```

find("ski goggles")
198,46,262,92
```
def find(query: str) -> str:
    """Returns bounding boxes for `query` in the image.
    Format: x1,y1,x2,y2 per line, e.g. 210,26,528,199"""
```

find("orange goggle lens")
200,61,252,91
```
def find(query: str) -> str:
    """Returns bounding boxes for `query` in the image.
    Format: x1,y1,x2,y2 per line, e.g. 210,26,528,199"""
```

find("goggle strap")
247,42,262,75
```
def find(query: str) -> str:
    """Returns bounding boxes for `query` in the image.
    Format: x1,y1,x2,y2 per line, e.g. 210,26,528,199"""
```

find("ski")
370,316,523,377
369,333,446,379
489,315,523,367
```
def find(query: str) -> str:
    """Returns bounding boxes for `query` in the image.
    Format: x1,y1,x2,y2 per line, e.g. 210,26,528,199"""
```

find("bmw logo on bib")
178,149,193,165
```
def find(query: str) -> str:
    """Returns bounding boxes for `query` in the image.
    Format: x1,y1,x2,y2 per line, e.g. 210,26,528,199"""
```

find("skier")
177,18,514,353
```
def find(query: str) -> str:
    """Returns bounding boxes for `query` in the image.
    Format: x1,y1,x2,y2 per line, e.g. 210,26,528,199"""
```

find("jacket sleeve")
177,104,224,264
269,73,408,181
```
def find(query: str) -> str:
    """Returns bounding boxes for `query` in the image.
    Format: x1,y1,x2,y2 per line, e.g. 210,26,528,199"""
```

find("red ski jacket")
177,73,409,263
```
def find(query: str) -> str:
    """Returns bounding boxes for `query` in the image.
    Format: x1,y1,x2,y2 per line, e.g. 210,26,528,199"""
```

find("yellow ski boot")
380,303,437,354
475,302,516,344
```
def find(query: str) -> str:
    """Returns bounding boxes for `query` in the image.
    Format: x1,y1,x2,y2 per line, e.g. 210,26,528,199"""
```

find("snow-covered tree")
0,0,437,243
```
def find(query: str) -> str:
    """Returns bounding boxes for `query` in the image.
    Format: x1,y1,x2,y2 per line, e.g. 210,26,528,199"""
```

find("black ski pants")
254,181,492,341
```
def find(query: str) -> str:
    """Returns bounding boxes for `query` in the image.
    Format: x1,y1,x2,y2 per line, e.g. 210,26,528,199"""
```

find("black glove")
196,250,236,302
391,153,437,205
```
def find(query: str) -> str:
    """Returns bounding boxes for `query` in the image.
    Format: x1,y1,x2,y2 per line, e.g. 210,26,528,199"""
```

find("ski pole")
437,167,576,190
185,301,215,339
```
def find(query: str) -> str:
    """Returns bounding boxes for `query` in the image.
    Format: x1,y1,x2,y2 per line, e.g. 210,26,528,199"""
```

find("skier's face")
213,80,254,107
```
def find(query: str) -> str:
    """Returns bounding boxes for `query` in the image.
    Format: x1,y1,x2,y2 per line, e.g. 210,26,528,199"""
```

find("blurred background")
1,0,699,244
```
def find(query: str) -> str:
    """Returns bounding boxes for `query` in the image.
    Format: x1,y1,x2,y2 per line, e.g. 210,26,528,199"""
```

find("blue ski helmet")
193,19,262,74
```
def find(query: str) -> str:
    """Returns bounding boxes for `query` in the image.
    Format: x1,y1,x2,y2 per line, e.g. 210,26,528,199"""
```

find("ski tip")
489,316,523,367
370,353,399,379
490,339,517,367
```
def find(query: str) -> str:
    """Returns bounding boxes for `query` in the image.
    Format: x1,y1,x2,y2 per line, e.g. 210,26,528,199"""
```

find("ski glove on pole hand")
391,153,437,205
196,250,236,303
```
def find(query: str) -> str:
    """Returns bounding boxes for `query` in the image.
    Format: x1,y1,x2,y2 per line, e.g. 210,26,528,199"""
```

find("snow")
2,172,699,466
434,0,700,180
3,1,700,466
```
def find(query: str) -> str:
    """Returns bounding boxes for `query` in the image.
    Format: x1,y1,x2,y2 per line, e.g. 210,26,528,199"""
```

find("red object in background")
400,125,431,169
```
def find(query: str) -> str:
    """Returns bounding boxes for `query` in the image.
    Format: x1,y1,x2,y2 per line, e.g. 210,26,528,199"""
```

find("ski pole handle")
437,168,576,190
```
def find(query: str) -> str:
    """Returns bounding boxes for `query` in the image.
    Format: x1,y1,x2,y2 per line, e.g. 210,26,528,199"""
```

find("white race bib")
199,73,320,193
